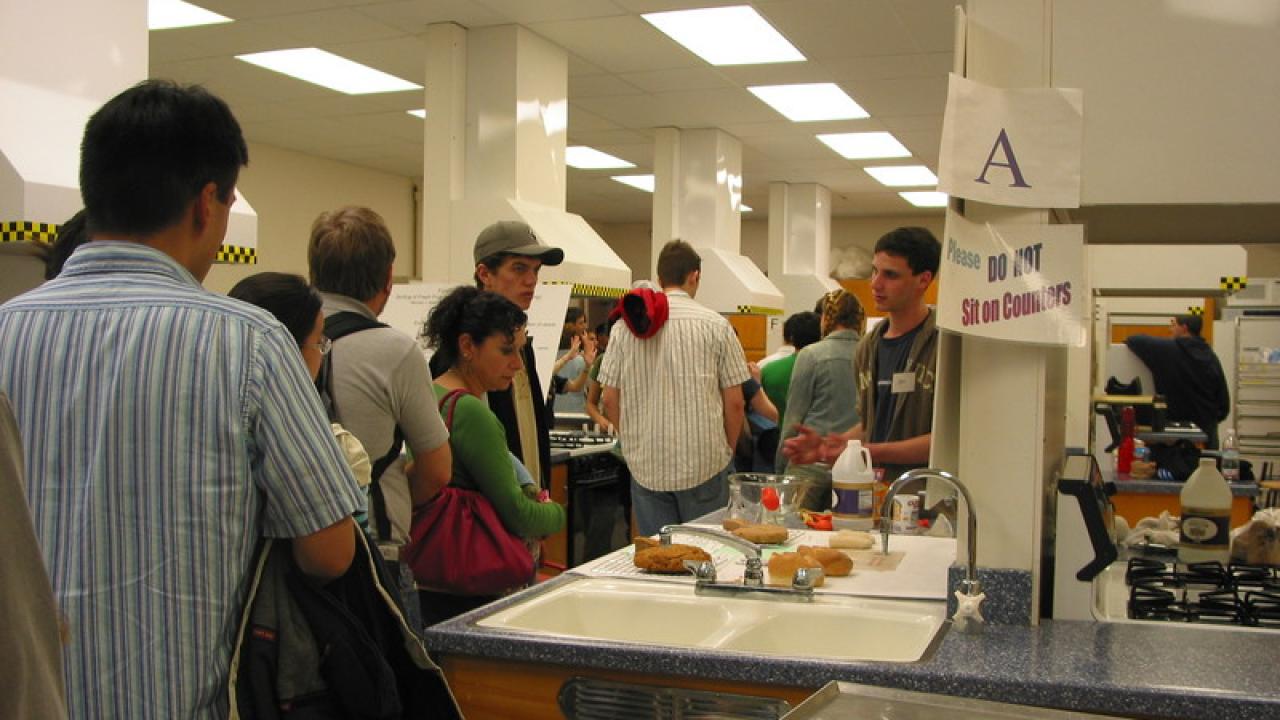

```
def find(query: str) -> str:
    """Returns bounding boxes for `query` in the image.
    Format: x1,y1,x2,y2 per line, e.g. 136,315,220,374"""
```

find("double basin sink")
477,575,949,663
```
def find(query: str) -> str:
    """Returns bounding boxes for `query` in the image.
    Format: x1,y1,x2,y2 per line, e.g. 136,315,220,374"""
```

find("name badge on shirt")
891,372,916,394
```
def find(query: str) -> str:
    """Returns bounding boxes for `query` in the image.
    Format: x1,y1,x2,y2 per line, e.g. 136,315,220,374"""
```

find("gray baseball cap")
473,220,564,266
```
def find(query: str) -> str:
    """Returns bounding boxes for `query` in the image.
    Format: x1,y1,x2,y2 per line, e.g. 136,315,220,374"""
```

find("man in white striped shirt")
600,240,750,535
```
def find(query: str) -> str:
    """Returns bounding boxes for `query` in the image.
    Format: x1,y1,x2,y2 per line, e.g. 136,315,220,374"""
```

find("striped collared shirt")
598,289,750,491
0,242,363,718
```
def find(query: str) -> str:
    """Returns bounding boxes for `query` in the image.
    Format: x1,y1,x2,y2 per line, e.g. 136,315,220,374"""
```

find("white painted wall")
1053,0,1280,205
204,142,418,295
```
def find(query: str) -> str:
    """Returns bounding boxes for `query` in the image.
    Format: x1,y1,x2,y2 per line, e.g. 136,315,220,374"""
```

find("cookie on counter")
730,523,789,545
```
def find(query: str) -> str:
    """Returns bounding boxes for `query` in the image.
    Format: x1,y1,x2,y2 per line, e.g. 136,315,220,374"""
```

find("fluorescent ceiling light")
612,175,655,192
236,48,421,95
864,165,938,187
566,146,635,170
740,204,753,212
818,132,910,159
407,109,426,118
899,191,948,208
149,0,231,30
749,84,867,122
642,6,804,66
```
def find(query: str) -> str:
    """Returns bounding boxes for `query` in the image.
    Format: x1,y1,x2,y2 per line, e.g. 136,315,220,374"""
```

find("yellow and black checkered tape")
544,280,625,299
1188,306,1204,316
1,221,58,244
1220,276,1247,293
735,305,783,315
215,244,257,265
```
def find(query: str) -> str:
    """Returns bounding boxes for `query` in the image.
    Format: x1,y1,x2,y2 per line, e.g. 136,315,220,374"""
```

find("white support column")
766,182,838,351
651,127,745,272
420,22,467,283
940,0,1065,622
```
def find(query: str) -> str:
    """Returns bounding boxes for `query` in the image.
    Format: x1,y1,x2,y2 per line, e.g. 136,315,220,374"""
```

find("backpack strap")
320,311,404,542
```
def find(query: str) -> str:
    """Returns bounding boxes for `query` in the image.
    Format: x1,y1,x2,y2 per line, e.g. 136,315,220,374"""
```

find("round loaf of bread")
797,545,854,577
766,552,826,587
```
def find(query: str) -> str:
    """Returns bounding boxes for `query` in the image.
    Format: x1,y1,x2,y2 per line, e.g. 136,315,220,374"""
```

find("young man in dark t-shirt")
782,227,940,483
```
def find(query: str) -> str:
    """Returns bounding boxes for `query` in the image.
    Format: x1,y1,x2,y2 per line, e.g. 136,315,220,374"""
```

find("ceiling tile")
821,52,954,87
329,36,429,86
756,0,915,59
569,74,646,98
529,15,699,73
618,66,731,93
476,0,626,24
567,104,624,132
199,0,347,21
849,74,948,117
720,117,883,139
356,0,509,30
249,8,406,46
567,128,654,148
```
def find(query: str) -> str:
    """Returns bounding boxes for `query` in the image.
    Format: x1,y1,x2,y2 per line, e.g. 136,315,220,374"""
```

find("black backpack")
317,312,405,543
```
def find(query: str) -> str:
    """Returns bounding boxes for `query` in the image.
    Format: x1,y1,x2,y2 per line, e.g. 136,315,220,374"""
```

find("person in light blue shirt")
0,80,364,719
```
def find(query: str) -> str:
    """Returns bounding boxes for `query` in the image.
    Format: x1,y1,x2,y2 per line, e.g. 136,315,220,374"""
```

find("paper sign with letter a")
937,74,1084,209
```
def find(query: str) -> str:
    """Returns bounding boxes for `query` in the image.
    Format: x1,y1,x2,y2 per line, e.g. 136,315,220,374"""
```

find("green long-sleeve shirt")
434,384,566,539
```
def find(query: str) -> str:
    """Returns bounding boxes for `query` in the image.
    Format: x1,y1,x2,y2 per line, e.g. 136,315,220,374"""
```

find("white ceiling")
149,0,957,224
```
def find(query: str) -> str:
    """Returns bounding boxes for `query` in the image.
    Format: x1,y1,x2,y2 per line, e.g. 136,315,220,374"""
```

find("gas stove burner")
1124,557,1280,628
1244,590,1280,627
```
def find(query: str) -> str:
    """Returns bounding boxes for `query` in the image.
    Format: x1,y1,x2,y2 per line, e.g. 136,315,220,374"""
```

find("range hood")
0,80,258,267
694,247,785,315
451,197,631,296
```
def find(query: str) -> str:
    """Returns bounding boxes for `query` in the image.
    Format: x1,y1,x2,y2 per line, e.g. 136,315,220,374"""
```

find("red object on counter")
761,486,780,511
1117,405,1136,474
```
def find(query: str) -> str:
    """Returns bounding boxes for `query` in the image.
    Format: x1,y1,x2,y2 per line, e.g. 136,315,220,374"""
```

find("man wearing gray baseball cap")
471,220,563,487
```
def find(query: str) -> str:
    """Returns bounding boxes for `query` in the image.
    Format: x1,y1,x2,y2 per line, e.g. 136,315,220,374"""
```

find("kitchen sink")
476,576,949,662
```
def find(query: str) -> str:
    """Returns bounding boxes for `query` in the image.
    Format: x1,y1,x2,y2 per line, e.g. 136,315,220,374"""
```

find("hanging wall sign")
937,210,1086,346
937,73,1084,209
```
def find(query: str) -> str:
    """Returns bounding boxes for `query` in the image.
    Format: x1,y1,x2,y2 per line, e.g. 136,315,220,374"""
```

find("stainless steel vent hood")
695,247,785,314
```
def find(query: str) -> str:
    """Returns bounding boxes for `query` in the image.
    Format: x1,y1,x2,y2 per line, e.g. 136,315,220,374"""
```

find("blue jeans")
632,463,732,536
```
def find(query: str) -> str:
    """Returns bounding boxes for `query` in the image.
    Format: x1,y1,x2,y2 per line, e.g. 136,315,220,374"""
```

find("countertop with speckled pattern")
420,572,1280,719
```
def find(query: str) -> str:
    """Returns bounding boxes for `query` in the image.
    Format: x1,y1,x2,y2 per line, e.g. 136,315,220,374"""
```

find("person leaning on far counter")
784,227,941,488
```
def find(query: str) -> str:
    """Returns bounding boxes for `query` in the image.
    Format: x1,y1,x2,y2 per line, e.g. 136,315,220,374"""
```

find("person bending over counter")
1125,314,1230,450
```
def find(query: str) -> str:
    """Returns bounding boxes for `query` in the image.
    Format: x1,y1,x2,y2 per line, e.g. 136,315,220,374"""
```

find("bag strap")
321,311,403,542
437,388,468,431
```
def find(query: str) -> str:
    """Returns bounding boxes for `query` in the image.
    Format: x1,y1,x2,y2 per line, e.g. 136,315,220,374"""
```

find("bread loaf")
766,552,825,586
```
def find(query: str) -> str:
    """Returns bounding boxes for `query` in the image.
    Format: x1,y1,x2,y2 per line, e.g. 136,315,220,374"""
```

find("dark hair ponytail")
425,286,527,369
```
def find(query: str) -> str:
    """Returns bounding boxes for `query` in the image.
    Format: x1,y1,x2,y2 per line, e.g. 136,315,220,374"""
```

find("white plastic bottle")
1220,428,1240,484
831,440,875,529
1178,457,1233,565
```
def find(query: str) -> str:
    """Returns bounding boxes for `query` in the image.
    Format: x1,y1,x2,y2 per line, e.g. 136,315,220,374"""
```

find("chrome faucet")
880,468,985,631
660,524,819,602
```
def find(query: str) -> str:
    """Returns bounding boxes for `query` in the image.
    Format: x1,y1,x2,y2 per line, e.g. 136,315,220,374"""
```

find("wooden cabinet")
541,461,569,576
437,654,816,720
727,313,767,363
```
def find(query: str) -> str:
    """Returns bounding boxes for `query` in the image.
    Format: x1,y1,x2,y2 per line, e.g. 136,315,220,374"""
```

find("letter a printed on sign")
937,74,1084,208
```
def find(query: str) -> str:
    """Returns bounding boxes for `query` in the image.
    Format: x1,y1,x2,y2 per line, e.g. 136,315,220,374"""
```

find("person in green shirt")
760,310,822,423
420,286,566,624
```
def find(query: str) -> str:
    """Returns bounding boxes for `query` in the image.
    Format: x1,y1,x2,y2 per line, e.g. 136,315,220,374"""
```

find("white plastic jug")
831,440,875,524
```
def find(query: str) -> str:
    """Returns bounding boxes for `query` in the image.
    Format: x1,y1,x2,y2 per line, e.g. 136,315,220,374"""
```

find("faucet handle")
791,566,824,591
742,557,765,587
683,559,717,581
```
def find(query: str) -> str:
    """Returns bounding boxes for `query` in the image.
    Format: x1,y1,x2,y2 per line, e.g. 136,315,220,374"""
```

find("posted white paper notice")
937,73,1084,209
382,281,572,387
937,211,1086,347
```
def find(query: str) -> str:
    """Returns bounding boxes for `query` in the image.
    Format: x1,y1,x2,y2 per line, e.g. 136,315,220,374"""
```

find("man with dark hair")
784,227,941,485
1125,314,1230,448
761,310,822,419
463,220,564,486
599,240,750,534
0,80,364,717
309,206,452,549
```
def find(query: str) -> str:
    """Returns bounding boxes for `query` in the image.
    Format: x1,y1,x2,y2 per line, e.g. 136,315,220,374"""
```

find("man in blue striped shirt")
0,81,365,718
